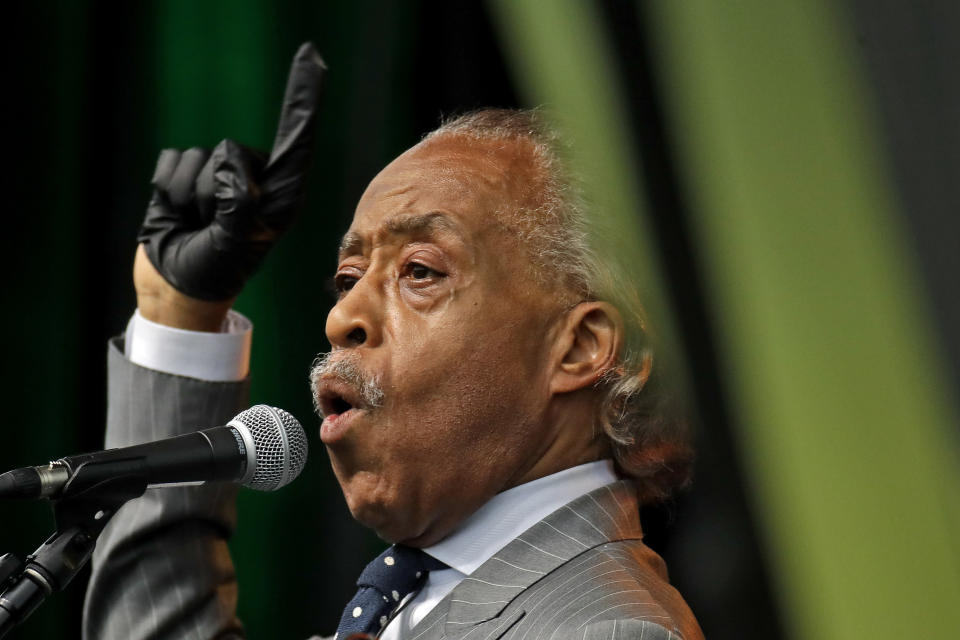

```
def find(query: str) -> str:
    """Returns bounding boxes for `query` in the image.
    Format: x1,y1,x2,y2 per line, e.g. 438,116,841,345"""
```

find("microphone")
0,405,308,499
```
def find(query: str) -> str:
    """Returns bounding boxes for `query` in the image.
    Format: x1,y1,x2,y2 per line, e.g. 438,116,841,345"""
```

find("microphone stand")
0,458,149,638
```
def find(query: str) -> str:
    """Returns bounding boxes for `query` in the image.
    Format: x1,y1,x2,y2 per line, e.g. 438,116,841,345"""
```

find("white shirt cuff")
124,309,252,382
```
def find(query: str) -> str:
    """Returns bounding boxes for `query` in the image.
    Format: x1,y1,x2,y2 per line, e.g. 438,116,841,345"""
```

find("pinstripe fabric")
83,338,249,640
85,339,701,640
401,482,703,640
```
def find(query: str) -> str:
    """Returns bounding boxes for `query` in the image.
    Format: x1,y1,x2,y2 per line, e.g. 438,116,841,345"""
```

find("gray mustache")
309,352,385,415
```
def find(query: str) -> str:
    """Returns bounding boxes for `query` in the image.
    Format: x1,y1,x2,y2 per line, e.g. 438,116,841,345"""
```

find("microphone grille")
233,405,308,491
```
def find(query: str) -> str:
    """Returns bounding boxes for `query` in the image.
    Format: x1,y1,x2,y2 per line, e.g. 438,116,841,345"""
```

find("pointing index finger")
265,42,327,177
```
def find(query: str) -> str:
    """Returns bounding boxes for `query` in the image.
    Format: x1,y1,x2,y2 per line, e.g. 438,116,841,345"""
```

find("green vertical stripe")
153,1,280,635
488,0,684,374
155,0,278,148
646,2,960,638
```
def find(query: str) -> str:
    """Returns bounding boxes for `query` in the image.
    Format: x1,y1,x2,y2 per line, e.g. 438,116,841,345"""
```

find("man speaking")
83,43,703,640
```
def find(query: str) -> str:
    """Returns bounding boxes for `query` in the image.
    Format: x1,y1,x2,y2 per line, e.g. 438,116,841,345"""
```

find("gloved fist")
138,42,326,302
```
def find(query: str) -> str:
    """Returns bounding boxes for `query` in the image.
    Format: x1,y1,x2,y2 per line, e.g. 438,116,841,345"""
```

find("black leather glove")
138,42,326,301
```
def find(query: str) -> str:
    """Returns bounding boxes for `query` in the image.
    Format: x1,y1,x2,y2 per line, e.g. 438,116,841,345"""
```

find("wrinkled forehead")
338,211,467,259
349,136,541,238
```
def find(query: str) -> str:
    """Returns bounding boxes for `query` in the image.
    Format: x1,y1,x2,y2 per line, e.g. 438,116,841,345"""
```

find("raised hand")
135,42,325,330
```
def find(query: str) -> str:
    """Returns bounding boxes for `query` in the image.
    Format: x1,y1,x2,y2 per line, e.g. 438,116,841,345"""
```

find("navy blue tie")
336,545,447,638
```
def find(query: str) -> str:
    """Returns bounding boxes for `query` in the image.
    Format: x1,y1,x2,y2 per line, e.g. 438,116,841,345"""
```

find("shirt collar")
424,460,618,576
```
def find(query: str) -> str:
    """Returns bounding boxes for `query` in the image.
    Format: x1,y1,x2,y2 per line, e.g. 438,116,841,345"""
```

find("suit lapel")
407,479,641,639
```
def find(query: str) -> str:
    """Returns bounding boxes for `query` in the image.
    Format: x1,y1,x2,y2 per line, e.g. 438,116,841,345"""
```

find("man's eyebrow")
337,212,462,258
339,231,363,257
383,212,461,237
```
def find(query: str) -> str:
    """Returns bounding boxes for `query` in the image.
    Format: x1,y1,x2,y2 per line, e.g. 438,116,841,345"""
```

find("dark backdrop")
1,2,956,639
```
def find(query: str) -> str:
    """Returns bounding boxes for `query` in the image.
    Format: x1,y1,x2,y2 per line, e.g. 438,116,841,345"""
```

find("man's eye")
406,263,444,280
334,273,359,294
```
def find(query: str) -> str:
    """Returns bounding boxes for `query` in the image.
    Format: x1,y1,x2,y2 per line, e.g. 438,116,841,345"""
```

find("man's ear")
550,301,624,395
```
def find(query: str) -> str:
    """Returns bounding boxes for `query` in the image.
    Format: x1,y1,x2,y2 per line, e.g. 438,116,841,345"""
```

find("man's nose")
325,277,382,349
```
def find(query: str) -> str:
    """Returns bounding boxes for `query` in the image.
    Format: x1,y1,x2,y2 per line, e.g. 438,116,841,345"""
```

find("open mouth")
317,380,364,419
316,380,368,445
321,393,354,417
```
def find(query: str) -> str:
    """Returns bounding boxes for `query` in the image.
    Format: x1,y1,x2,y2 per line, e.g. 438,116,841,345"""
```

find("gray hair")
425,108,693,501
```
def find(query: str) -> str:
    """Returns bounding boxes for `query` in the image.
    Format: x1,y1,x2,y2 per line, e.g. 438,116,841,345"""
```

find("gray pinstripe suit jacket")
83,339,703,640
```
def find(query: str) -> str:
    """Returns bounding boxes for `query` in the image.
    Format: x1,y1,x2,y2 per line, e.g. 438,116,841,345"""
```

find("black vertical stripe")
595,2,785,638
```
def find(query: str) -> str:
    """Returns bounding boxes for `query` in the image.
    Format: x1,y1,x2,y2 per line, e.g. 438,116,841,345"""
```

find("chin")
350,501,422,544
347,496,392,537
338,471,412,542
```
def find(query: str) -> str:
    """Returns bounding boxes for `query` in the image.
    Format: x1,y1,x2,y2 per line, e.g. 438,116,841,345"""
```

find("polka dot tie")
335,544,447,638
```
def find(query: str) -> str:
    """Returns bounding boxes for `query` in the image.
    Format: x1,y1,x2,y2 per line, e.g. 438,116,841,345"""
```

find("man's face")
314,136,567,546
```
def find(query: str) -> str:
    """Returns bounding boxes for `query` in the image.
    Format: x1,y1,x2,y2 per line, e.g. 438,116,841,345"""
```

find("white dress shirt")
125,311,620,639
125,309,252,381
381,459,618,639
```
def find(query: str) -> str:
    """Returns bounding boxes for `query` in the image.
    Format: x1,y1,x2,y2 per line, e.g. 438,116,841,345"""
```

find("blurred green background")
1,1,957,638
